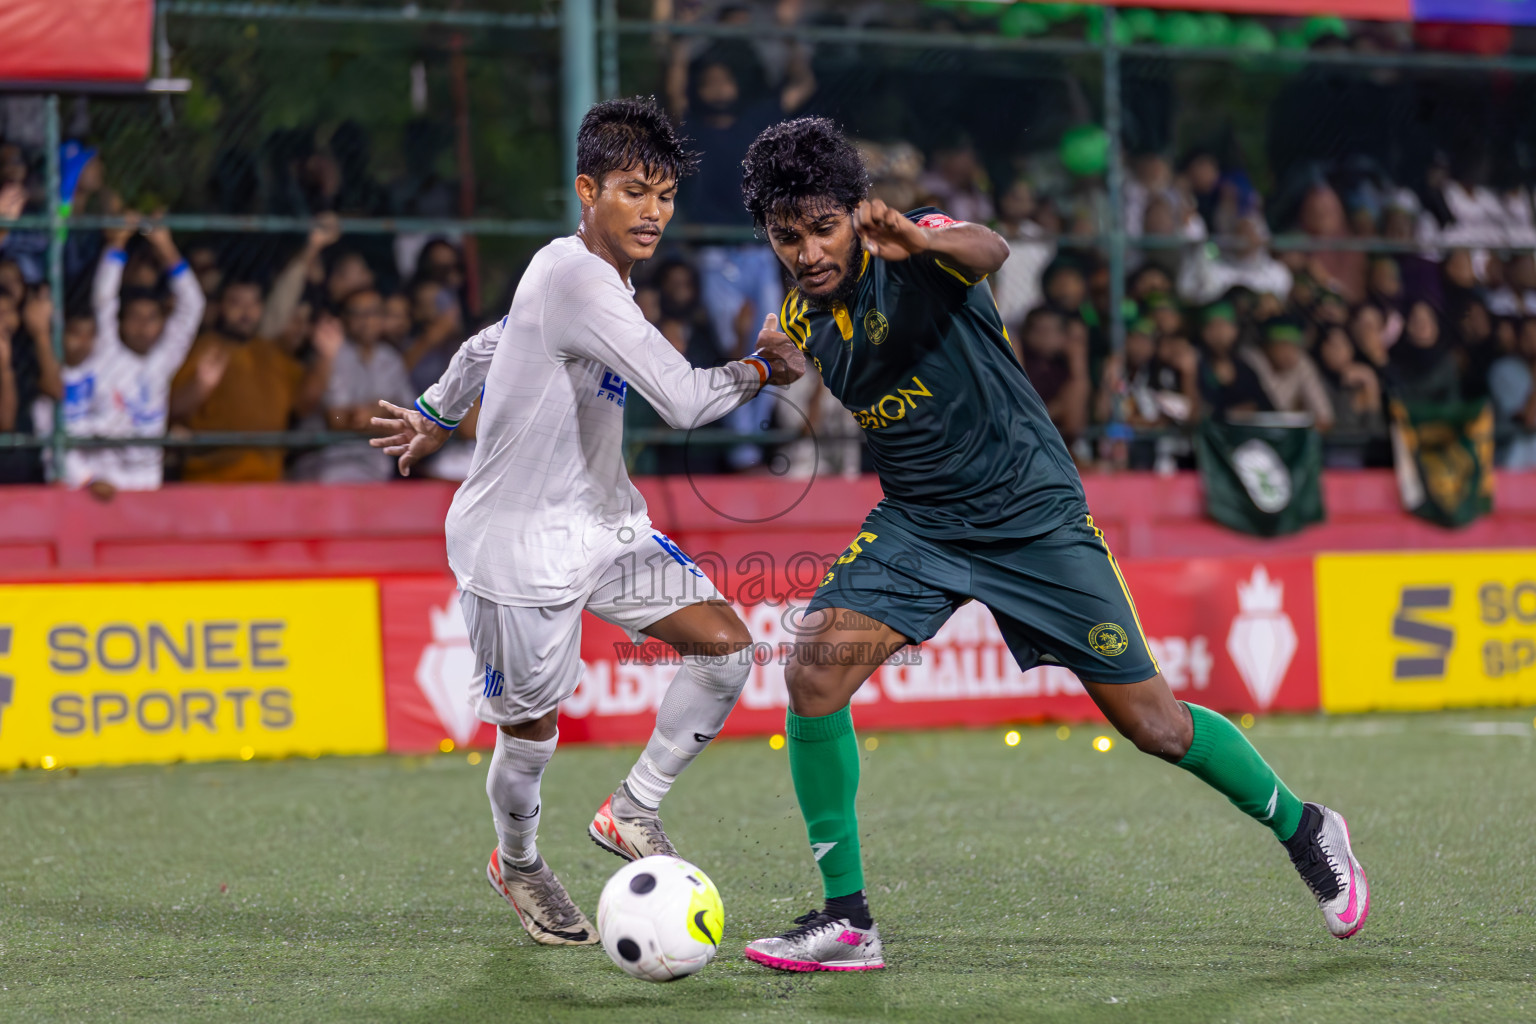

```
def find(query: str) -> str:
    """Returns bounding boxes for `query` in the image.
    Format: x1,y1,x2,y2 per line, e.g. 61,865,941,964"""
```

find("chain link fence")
2,1,1533,479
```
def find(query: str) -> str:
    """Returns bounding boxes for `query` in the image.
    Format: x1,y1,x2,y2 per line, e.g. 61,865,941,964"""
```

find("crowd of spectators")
0,147,481,490
627,3,1536,476
5,3,1536,490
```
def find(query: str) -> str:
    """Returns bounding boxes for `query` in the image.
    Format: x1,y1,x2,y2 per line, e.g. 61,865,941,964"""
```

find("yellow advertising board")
0,579,385,769
1316,551,1536,712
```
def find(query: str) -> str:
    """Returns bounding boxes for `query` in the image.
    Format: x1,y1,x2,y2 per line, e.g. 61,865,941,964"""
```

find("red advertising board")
0,0,153,84
379,555,1317,753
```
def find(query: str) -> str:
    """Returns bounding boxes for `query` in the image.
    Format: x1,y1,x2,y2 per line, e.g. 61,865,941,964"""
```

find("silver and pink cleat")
1287,802,1370,939
744,911,886,971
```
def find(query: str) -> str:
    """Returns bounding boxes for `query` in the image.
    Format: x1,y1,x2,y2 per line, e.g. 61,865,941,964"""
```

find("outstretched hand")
0,183,24,222
370,399,449,477
751,313,806,387
852,198,929,261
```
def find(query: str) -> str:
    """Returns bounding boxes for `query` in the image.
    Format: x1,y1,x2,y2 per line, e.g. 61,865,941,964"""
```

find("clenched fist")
751,313,806,387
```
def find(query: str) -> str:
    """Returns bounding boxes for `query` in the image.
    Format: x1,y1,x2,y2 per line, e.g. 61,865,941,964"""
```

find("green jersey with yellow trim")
779,207,1086,539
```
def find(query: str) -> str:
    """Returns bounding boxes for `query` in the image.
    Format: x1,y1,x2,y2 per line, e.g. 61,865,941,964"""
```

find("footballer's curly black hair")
741,117,869,231
576,96,698,186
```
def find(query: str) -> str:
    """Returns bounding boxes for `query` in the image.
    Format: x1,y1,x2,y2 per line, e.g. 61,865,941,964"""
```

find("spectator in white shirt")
989,179,1055,338
29,303,98,487
1177,211,1292,306
65,216,205,495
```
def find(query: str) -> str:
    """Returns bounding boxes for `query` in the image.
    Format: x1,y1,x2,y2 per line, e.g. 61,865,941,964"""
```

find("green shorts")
806,507,1161,684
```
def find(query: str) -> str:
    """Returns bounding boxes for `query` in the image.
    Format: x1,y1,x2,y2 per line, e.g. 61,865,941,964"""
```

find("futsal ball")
597,855,724,982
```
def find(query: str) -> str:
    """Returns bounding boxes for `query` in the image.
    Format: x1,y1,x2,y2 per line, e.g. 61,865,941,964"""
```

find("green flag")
1389,400,1495,528
1197,417,1325,536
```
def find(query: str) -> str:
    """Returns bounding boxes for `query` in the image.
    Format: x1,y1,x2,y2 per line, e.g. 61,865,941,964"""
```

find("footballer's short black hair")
741,117,869,231
576,97,697,186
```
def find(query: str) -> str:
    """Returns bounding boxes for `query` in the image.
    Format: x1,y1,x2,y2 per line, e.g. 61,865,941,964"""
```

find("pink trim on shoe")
744,947,885,972
1333,812,1371,939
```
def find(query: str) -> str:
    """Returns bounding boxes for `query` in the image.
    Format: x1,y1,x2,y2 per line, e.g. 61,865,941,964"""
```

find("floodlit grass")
2,710,1533,1023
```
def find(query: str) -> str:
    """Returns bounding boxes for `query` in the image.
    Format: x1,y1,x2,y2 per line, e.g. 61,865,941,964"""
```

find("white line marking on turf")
1449,722,1534,736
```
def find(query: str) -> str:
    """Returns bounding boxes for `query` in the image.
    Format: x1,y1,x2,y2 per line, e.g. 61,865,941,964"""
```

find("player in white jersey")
53,215,204,493
369,98,804,946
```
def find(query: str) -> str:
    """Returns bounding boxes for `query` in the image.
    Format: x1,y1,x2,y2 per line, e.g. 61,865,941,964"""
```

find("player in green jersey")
739,118,1370,973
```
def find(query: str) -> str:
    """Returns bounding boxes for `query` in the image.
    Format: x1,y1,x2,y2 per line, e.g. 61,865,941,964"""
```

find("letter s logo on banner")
1317,551,1536,712
0,624,14,736
1392,586,1454,679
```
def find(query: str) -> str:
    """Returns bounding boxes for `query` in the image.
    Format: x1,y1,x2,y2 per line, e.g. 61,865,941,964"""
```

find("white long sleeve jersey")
419,234,763,606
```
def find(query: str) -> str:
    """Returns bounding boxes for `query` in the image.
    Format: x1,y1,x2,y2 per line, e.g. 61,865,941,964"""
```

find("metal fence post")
44,94,65,477
1102,6,1125,357
562,0,598,229
599,0,619,100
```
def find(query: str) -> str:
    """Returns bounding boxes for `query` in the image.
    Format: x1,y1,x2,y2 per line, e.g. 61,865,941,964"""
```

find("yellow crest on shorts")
1088,622,1129,657
864,309,889,345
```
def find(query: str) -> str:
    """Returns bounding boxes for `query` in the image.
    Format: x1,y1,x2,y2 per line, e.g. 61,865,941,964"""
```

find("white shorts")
462,526,724,726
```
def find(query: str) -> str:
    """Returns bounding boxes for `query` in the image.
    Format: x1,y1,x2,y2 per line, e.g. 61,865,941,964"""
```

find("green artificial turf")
2,710,1533,1023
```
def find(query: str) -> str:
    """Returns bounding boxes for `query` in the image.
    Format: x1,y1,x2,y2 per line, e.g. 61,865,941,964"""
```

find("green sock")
786,705,865,898
1177,702,1303,841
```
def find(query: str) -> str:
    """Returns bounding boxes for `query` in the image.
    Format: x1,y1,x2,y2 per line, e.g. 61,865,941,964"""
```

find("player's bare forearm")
919,221,1009,280
854,199,1007,278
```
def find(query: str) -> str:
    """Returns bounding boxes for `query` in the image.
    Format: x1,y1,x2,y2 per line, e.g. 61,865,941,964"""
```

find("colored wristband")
414,396,460,431
742,354,771,386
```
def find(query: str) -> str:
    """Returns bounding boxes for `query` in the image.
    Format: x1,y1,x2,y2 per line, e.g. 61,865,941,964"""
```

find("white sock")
623,653,750,811
487,729,557,869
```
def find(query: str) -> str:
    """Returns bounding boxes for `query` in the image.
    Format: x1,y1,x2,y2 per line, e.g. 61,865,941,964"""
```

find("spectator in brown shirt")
169,278,340,481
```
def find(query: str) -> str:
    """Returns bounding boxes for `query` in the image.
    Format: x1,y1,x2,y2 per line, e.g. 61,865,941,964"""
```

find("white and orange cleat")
485,848,598,945
588,784,679,862
1285,802,1370,939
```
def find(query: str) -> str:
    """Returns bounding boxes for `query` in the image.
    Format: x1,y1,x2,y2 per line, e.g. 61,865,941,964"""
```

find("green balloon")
1033,3,1082,23
1278,27,1308,51
1303,15,1349,44
1084,7,1133,45
1198,12,1232,48
999,3,1049,38
1122,8,1159,41
1060,124,1109,178
1156,11,1206,49
1231,19,1276,52
960,0,1002,18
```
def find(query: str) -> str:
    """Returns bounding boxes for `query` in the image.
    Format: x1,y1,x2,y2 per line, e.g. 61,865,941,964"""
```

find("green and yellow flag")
1389,400,1495,528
